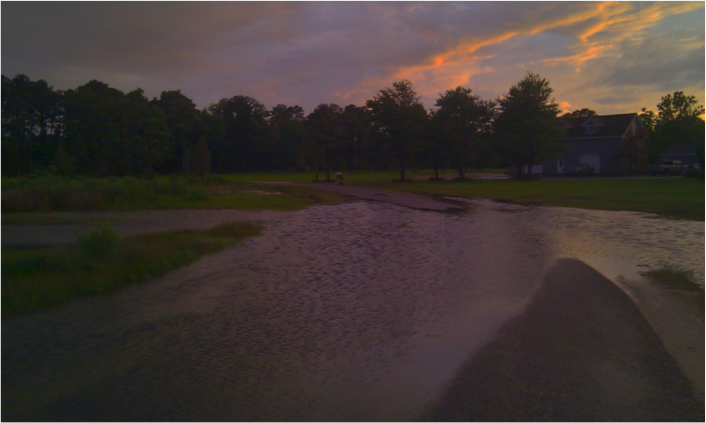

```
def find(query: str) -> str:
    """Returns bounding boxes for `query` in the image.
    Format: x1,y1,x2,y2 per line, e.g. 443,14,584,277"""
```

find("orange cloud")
350,1,704,107
374,2,618,98
541,1,703,72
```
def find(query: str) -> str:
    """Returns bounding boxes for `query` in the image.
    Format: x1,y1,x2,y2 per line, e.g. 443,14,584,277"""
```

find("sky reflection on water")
2,198,703,420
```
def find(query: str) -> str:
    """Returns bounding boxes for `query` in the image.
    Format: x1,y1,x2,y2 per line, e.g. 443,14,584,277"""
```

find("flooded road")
465,199,704,287
2,199,703,420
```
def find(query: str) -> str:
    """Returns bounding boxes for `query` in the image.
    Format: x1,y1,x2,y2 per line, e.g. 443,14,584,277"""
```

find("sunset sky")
3,2,704,115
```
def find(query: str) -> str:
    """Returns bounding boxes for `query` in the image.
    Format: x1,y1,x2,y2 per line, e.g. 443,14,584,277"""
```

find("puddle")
2,199,703,420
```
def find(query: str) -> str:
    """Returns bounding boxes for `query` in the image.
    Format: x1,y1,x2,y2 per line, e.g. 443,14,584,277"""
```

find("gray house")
537,113,649,175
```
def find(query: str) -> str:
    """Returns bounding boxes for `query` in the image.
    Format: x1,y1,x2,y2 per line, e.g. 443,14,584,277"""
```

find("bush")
684,168,703,178
98,180,129,202
121,176,144,197
62,190,105,210
1,189,49,212
1,177,21,190
186,186,209,202
75,226,121,259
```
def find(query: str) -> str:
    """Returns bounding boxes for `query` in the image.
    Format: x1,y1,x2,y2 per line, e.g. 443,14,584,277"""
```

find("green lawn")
353,177,704,220
2,222,262,315
3,171,702,221
219,171,704,220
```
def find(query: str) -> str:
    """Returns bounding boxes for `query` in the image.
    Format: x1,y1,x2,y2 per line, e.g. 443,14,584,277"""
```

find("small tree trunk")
314,162,320,181
354,135,358,173
457,167,465,179
434,162,439,179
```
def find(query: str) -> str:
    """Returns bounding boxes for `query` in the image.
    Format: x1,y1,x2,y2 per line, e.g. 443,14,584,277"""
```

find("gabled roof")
559,113,638,139
582,117,603,127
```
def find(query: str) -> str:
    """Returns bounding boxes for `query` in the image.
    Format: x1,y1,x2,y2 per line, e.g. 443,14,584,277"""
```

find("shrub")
121,177,144,197
63,190,105,210
44,185,73,208
1,189,49,212
54,146,77,176
1,177,21,190
186,186,209,202
99,181,129,202
75,226,121,259
684,168,703,178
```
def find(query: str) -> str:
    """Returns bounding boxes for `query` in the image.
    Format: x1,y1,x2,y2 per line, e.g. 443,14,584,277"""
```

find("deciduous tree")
366,80,427,181
562,108,597,118
304,103,344,182
154,90,200,173
192,136,211,180
434,86,495,180
642,91,705,163
207,95,268,172
495,72,563,178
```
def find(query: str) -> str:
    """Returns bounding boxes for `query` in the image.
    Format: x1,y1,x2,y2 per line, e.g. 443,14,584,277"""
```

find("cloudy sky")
3,2,704,115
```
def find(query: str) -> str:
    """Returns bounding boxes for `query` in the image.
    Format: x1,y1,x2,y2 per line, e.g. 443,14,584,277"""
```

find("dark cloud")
596,35,705,92
594,95,639,106
2,2,703,113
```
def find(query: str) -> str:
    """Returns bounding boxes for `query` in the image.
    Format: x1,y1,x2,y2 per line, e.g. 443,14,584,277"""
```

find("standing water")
2,199,703,420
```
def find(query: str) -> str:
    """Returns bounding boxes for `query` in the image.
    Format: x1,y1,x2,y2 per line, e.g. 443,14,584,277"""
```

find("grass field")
354,177,705,220
2,222,262,315
1,174,341,224
225,171,705,221
3,171,702,220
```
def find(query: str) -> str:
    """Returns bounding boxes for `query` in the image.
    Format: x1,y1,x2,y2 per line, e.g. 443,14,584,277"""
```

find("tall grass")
2,221,262,315
2,173,341,215
2,174,211,212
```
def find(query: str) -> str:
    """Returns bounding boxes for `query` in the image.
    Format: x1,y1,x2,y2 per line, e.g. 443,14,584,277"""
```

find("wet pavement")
2,199,704,421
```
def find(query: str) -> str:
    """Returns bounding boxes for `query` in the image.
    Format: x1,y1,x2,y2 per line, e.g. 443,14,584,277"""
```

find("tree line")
2,72,703,180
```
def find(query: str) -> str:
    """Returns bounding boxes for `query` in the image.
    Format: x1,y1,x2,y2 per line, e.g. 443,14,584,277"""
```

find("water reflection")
3,199,702,420
472,199,704,286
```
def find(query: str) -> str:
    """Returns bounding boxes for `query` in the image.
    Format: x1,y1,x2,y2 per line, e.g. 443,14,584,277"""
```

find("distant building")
510,113,649,176
659,143,699,166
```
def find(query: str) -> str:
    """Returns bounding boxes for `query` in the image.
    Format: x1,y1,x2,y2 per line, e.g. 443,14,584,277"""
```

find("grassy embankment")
2,222,262,315
1,173,341,224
